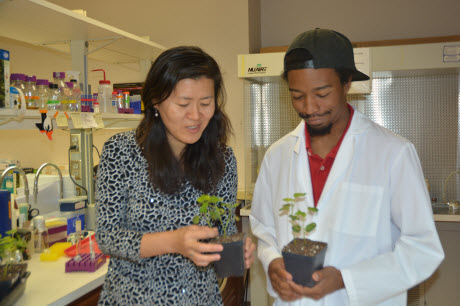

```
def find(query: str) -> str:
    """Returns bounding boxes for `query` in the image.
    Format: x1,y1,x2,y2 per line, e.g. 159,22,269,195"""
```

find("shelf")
0,108,142,130
0,0,166,64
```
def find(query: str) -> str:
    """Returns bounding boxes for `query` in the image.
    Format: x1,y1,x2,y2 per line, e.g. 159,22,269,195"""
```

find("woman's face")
156,77,216,158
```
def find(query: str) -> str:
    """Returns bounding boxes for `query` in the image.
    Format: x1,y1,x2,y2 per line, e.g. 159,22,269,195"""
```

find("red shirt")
305,104,354,206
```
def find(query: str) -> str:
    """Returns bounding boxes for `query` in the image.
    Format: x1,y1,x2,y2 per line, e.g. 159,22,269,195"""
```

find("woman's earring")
154,107,159,117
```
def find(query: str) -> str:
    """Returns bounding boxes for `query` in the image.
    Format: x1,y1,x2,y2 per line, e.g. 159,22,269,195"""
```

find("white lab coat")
250,108,444,306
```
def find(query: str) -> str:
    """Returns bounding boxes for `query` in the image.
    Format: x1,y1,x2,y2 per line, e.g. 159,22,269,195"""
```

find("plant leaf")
210,210,221,220
279,204,292,211
308,207,318,213
192,215,200,224
199,203,209,214
293,193,306,198
295,211,306,218
305,223,316,232
292,225,301,233
210,196,222,203
282,198,294,202
289,215,299,221
197,194,210,203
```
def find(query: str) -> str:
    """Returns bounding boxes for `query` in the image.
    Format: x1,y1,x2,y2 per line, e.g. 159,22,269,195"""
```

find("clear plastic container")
24,75,39,109
36,79,49,110
70,79,81,112
32,216,49,253
53,72,70,111
65,82,78,112
116,91,123,111
123,92,130,108
10,73,26,109
111,91,117,113
47,83,61,111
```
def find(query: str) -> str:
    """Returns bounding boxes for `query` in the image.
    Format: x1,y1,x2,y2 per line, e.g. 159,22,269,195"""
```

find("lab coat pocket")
331,182,383,237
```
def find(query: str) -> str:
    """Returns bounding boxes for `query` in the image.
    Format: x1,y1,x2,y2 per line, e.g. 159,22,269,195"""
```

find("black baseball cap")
284,28,369,81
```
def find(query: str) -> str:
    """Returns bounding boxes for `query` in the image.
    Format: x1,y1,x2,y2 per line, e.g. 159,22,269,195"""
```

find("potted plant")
0,230,30,305
279,193,327,287
193,194,245,278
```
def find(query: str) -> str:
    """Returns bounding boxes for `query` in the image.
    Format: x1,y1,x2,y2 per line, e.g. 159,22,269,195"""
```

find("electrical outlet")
70,160,81,180
70,134,81,152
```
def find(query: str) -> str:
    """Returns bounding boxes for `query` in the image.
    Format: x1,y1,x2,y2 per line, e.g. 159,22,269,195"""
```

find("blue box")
130,101,141,114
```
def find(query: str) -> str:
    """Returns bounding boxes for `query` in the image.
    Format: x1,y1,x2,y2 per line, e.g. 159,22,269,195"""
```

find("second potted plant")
193,194,245,278
279,193,327,287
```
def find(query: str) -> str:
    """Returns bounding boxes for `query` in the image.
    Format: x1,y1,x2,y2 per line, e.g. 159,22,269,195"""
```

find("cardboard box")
0,49,10,108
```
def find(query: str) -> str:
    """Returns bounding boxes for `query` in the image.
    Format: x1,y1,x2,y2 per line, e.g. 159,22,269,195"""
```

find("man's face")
287,68,351,136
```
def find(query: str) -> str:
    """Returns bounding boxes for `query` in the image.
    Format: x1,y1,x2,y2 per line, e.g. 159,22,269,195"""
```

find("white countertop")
14,253,108,306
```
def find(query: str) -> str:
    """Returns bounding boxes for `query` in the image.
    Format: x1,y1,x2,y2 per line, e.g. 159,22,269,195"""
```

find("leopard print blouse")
95,130,237,305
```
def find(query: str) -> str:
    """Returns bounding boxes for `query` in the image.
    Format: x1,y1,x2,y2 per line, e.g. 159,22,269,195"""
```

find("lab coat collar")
289,105,371,155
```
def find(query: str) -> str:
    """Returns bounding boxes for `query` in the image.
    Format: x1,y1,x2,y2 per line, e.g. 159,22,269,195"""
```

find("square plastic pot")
282,243,327,287
213,238,245,278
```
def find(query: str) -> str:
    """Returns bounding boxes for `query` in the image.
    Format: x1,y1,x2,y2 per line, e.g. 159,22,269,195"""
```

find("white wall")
1,0,252,189
261,0,460,48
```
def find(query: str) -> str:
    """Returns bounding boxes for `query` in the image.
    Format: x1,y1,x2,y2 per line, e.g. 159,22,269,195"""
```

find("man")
249,28,444,305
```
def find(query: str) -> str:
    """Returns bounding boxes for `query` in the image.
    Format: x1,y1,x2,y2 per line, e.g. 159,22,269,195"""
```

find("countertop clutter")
14,253,108,306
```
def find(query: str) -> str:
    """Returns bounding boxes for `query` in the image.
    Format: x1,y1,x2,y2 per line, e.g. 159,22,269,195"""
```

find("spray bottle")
91,69,112,113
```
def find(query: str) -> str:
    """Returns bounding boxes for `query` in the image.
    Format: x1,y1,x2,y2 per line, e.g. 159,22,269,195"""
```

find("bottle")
116,91,123,111
91,69,112,113
24,75,39,109
10,73,26,109
70,79,81,112
36,79,50,110
111,91,117,113
47,83,61,111
65,82,78,112
32,216,49,253
53,72,70,111
123,92,130,108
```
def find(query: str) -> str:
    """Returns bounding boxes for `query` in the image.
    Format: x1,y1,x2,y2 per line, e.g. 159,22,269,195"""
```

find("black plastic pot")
213,237,245,278
0,263,28,303
282,241,327,288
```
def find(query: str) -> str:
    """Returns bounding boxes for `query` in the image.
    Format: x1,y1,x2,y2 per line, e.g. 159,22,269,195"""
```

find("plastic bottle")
91,69,112,113
32,216,49,253
36,79,49,110
10,73,26,109
111,91,117,113
123,92,130,108
116,91,123,111
65,82,78,112
24,75,39,109
47,83,61,110
70,79,82,112
53,72,70,111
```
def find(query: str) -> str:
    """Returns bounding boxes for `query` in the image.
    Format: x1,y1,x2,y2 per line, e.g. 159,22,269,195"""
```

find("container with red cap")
91,69,112,113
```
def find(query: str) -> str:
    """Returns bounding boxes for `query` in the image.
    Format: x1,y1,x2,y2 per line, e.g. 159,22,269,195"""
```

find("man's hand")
289,266,344,300
268,258,302,301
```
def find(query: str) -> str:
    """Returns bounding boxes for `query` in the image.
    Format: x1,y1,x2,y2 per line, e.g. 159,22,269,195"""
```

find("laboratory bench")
13,253,108,306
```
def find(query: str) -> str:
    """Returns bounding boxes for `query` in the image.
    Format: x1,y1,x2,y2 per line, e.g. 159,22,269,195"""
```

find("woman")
95,46,256,305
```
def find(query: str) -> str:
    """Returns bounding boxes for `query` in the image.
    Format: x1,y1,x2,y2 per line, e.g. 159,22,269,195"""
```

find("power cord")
68,146,88,196
93,145,100,159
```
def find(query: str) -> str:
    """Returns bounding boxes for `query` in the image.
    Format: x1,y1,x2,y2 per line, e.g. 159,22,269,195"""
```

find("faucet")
0,166,30,204
34,163,64,204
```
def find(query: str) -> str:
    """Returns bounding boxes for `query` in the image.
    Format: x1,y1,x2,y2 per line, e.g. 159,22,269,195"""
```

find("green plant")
0,230,27,278
279,193,318,241
192,194,240,237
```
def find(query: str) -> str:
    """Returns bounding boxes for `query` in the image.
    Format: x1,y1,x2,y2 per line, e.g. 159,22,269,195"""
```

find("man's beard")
299,112,332,136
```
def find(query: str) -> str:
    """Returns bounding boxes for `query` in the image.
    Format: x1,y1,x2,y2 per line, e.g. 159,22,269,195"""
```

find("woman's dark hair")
136,46,232,194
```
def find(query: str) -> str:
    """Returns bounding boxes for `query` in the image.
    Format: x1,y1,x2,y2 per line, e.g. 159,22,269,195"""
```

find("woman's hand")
172,225,223,266
244,237,256,269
